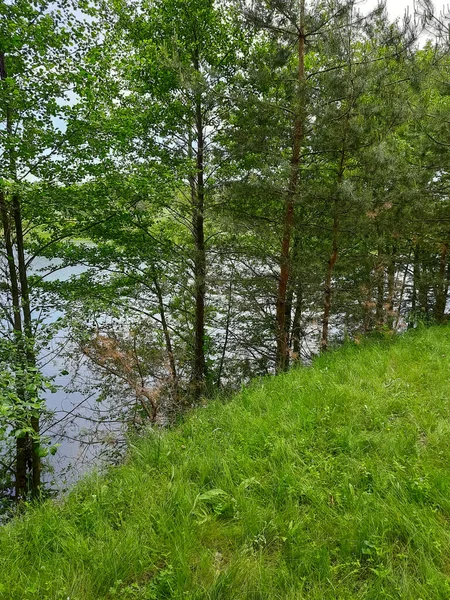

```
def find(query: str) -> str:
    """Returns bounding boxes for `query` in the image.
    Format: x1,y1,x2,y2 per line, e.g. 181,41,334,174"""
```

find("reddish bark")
275,0,305,372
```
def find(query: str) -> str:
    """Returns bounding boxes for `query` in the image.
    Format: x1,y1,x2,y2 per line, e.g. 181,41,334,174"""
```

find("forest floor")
1,326,450,599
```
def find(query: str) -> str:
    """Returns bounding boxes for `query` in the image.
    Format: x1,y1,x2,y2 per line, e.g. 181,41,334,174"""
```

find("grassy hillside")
2,327,450,599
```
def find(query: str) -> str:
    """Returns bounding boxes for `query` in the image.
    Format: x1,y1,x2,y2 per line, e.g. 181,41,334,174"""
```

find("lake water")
33,258,120,488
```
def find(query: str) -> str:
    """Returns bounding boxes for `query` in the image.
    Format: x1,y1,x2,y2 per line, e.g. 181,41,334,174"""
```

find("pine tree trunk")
275,0,305,372
321,118,347,351
284,233,303,364
283,286,294,368
375,245,385,328
386,245,396,330
291,282,303,359
394,255,411,330
417,251,429,317
362,270,374,334
435,242,448,323
321,209,338,352
410,245,419,325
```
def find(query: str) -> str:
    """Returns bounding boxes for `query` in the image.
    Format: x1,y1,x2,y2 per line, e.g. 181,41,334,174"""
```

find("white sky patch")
370,0,415,20
362,0,448,21
359,0,448,46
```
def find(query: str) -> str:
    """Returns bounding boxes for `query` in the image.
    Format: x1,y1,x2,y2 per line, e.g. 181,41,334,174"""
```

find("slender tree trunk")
375,244,385,328
445,260,450,311
291,282,303,359
12,194,40,496
0,194,21,334
275,0,305,372
286,232,304,364
435,242,448,323
394,253,411,330
284,287,294,364
0,57,20,339
362,269,374,334
417,249,429,317
216,270,233,389
1,50,40,497
152,275,179,404
410,244,419,326
321,207,338,352
0,192,29,500
386,245,396,330
362,297,370,334
191,51,207,399
321,120,348,351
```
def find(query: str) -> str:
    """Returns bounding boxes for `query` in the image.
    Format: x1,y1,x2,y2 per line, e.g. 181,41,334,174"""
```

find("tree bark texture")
275,0,305,372
191,50,207,398
152,275,179,405
435,242,448,323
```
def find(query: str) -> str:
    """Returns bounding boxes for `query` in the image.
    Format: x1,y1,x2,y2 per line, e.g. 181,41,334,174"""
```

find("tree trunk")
12,194,40,496
375,244,385,328
0,191,29,501
0,51,40,498
284,233,303,366
284,286,294,367
321,117,348,352
435,242,448,323
321,208,338,352
410,244,419,326
394,253,411,330
191,51,207,399
152,275,179,405
417,250,429,318
275,0,305,372
291,282,303,359
362,268,374,334
386,245,396,330
216,270,233,389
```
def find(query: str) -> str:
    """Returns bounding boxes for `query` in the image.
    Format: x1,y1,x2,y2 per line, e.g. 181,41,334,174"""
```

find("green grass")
2,326,450,599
